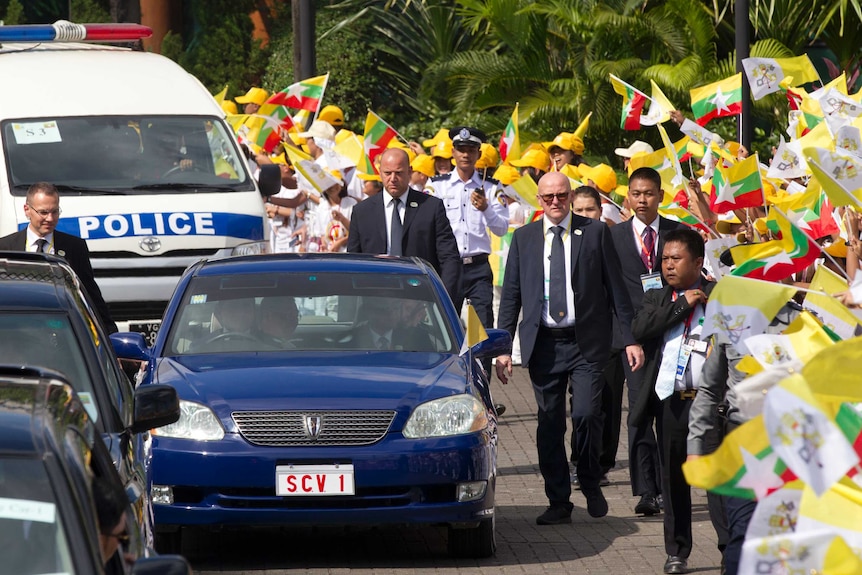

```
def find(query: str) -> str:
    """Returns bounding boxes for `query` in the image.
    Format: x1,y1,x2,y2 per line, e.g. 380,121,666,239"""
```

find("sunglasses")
538,192,570,203
104,530,130,544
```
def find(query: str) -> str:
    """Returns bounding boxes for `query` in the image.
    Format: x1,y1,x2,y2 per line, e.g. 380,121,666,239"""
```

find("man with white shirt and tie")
630,228,713,575
0,182,116,333
348,148,461,302
496,172,644,525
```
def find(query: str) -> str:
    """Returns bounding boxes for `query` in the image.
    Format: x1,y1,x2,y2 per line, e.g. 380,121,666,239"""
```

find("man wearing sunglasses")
496,171,644,525
0,181,116,333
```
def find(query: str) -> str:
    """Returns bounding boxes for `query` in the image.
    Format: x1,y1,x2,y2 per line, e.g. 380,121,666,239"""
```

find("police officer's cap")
449,126,486,147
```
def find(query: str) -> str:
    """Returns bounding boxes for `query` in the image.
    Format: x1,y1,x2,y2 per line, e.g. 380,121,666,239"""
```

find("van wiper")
130,183,239,191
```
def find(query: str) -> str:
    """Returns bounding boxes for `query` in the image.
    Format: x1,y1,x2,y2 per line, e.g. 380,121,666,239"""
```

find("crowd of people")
222,83,862,575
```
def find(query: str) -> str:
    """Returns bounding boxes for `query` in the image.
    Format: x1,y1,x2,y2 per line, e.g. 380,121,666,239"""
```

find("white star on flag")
709,87,732,114
715,178,743,205
787,209,814,232
736,448,786,499
364,136,382,158
762,250,794,274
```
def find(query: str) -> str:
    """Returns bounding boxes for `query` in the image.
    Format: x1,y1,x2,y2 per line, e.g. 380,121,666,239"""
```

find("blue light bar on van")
0,21,152,43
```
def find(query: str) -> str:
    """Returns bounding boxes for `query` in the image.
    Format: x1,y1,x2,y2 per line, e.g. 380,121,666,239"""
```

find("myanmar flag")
499,104,520,163
363,111,398,175
690,73,743,126
731,207,821,282
254,103,297,153
267,73,328,112
709,154,764,213
683,414,797,499
767,187,839,241
609,74,648,130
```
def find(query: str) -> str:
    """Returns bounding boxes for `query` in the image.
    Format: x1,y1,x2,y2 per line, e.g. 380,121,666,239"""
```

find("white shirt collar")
631,214,659,236
542,213,572,234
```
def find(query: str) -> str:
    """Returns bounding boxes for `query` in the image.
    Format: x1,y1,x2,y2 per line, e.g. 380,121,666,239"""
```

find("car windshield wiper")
130,183,240,191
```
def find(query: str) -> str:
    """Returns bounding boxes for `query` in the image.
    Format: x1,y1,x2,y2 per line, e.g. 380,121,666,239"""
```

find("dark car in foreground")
112,254,511,557
0,252,180,548
0,366,187,574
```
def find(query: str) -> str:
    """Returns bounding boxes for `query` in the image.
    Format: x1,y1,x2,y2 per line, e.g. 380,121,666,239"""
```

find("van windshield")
3,116,253,195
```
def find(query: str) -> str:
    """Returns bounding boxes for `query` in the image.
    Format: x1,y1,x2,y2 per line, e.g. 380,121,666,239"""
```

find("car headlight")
403,394,489,439
151,400,224,440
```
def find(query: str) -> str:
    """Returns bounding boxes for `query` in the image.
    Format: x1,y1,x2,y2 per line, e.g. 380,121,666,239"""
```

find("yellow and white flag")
459,303,488,356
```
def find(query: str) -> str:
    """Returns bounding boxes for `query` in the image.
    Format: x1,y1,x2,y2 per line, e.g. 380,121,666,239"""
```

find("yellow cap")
545,132,585,155
411,154,436,178
356,171,382,181
387,139,417,162
494,164,521,185
578,163,617,193
431,139,453,159
271,152,288,165
715,214,742,234
476,143,500,170
235,87,269,105
319,105,345,127
510,147,551,171
560,164,582,182
220,100,238,115
422,128,451,148
824,241,848,258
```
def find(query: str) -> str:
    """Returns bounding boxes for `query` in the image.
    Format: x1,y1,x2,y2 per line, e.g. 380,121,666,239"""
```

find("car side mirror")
130,384,180,434
258,164,281,198
472,329,512,359
111,332,151,362
130,555,191,575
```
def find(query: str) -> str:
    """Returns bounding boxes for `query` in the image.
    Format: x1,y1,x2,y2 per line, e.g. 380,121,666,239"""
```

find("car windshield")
0,313,95,420
167,272,456,355
0,458,77,575
3,116,251,193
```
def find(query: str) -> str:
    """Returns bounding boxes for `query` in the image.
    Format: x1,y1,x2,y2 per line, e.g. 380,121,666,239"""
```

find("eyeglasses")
538,192,570,203
27,205,61,218
104,529,130,544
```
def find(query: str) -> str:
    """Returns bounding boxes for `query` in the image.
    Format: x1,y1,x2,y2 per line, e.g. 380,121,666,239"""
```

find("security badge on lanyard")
675,315,708,384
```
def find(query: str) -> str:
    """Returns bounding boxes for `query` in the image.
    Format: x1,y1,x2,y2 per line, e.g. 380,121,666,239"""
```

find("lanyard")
543,216,572,249
671,291,697,339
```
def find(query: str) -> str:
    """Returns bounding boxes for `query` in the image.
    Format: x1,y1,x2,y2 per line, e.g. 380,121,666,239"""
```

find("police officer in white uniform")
426,126,509,341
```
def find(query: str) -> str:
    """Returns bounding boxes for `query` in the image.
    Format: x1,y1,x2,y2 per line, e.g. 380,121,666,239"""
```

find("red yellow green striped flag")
730,207,821,282
767,187,839,240
499,103,520,163
690,73,743,126
363,111,399,175
609,74,648,130
709,154,764,213
267,73,328,113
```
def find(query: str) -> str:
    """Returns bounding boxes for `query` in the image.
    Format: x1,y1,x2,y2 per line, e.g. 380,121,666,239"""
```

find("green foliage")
2,0,24,24
69,0,110,22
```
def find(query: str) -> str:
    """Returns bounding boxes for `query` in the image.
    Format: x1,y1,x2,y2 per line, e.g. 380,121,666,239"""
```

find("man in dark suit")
348,148,461,302
0,182,116,333
610,167,683,516
630,228,714,575
496,172,644,525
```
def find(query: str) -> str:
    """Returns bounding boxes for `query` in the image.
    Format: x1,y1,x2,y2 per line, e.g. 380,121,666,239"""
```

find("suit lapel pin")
57,250,65,257
409,201,418,208
574,229,583,236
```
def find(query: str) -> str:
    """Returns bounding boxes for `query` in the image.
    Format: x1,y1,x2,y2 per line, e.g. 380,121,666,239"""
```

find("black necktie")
549,226,566,323
35,238,48,253
389,198,403,256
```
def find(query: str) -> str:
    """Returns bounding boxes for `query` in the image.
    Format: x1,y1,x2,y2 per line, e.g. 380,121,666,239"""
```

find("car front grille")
232,410,397,447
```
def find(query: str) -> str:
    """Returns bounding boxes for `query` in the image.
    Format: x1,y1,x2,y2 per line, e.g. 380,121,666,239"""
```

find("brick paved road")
189,366,723,574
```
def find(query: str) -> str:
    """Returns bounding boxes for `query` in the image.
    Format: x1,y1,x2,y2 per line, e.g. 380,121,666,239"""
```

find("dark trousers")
455,259,494,374
529,328,604,507
624,359,662,497
702,420,729,553
723,494,756,575
658,393,694,558
570,348,624,473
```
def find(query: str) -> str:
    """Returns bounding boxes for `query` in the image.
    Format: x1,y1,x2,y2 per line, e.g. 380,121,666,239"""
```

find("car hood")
155,352,476,425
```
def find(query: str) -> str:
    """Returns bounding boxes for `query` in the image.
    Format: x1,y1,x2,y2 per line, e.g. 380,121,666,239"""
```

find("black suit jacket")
0,229,117,333
497,215,637,368
629,281,715,426
610,216,684,311
348,189,461,301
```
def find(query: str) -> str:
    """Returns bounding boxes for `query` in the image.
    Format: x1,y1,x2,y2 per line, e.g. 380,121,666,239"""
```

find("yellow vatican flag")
459,303,488,356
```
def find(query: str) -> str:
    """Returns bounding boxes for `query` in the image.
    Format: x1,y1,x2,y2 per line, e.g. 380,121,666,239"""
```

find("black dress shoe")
599,473,610,487
536,505,572,525
634,494,661,516
582,488,608,518
494,403,507,416
663,555,688,574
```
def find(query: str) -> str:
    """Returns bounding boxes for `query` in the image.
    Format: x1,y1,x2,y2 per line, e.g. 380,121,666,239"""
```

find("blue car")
112,254,511,558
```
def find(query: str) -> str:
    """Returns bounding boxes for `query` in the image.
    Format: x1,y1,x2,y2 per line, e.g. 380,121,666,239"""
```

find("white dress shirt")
631,215,660,268
26,229,54,254
541,214,576,327
382,190,406,254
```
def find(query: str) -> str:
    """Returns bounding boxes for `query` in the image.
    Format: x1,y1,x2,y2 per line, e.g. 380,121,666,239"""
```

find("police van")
0,22,279,342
